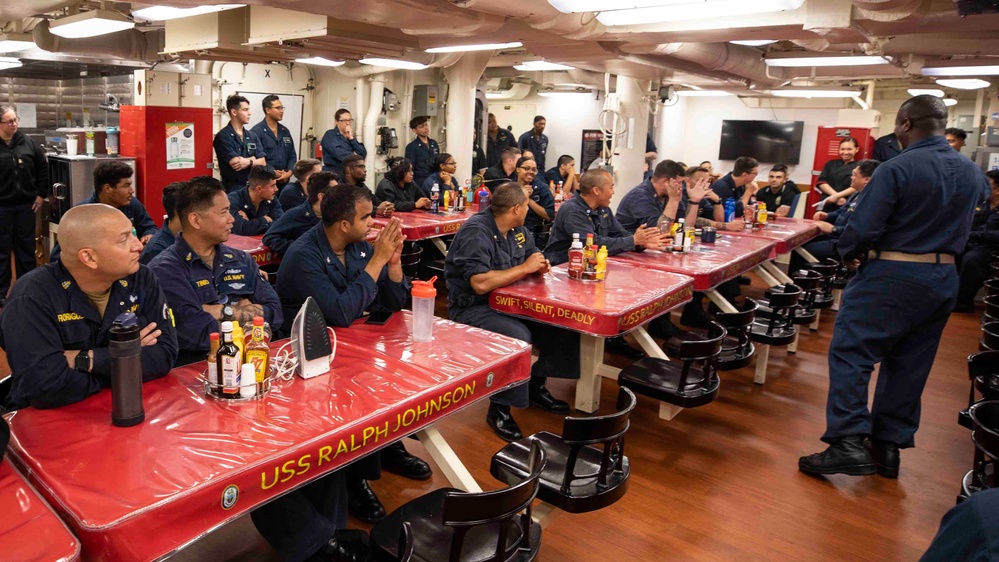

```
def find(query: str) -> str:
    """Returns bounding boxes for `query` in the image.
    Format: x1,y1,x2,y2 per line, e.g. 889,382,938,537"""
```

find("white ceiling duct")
620,42,784,87
32,19,170,61
852,0,924,22
485,82,532,100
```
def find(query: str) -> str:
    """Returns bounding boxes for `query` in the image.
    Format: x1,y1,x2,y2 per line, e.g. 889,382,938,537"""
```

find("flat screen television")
719,120,804,165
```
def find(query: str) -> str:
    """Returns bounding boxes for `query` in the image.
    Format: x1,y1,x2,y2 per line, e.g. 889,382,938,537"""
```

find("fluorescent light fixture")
597,0,804,26
131,4,244,22
537,90,593,97
0,57,23,71
553,82,596,88
907,88,945,98
765,55,891,68
676,90,733,97
295,57,345,67
49,9,135,39
922,63,999,77
426,41,522,54
771,89,860,98
943,98,958,107
359,58,428,70
485,92,505,99
515,61,576,72
935,78,991,90
731,40,777,47
0,33,35,53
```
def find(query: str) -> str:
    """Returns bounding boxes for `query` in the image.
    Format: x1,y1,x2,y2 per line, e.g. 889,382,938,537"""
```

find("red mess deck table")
4,311,530,561
726,218,821,289
226,233,279,267
0,462,80,562
490,262,694,419
373,209,473,257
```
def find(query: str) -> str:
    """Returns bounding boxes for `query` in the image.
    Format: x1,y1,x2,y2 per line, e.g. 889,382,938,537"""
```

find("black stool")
664,303,757,371
749,284,802,385
490,388,636,527
960,400,999,503
961,352,999,429
984,295,999,326
981,321,999,352
370,440,545,562
618,322,724,414
400,242,423,280
806,260,837,330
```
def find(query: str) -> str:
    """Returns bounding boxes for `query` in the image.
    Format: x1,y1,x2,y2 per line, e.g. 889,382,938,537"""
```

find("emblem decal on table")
221,485,239,510
486,372,494,387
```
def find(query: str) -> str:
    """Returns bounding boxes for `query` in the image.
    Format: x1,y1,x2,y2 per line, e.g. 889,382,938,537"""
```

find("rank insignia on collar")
119,280,128,288
61,280,72,290
185,252,192,262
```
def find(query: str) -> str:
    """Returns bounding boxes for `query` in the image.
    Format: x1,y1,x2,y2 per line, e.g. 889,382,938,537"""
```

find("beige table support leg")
754,344,771,385
832,288,842,311
706,290,739,314
794,246,819,263
630,326,682,421
761,261,794,284
575,334,605,414
417,425,483,493
754,265,782,288
431,238,448,257
810,310,821,331
787,331,799,354
532,502,562,529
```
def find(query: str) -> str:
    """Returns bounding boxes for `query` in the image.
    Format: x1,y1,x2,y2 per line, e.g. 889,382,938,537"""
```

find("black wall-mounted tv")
719,120,804,165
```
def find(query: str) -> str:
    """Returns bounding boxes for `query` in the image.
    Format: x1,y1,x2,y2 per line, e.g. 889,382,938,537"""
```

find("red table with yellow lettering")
373,209,473,256
490,262,694,419
725,217,820,287
0,462,80,562
226,233,279,267
3,312,530,561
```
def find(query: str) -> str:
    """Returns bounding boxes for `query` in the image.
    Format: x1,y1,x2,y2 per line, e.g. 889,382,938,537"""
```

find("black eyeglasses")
518,166,538,172
0,117,18,126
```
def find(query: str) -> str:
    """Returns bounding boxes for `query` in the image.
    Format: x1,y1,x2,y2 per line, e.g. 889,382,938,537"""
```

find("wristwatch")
74,349,92,372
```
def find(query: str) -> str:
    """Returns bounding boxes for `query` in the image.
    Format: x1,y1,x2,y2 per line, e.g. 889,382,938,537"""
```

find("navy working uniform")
485,129,515,168
279,182,307,211
800,192,860,262
405,137,439,189
483,164,516,189
139,225,176,265
262,201,320,257
873,133,902,162
422,171,459,200
228,186,284,235
250,120,297,185
320,128,366,176
376,178,424,213
472,142,487,174
705,172,741,220
0,261,178,411
50,193,160,261
148,235,282,365
616,178,687,233
445,208,579,407
816,159,859,213
0,130,48,301
517,130,548,171
523,178,555,237
920,487,999,561
542,167,566,188
755,180,799,213
957,197,999,309
545,194,640,266
825,135,985,448
213,123,265,193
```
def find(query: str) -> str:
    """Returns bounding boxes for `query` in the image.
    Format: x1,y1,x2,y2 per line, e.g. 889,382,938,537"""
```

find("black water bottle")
110,312,145,427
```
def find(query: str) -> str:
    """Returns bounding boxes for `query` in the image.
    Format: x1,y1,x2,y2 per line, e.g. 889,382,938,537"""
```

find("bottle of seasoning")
244,317,269,388
596,246,608,280
207,332,220,392
583,233,597,280
568,233,584,280
673,218,686,252
217,322,241,398
430,183,440,213
756,202,768,229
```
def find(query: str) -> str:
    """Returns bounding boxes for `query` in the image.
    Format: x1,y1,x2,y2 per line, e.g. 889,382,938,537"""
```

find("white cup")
65,137,78,156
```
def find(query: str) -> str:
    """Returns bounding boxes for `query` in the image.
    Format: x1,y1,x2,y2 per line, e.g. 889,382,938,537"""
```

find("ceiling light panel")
359,58,429,70
515,61,575,71
771,89,861,98
597,0,804,26
425,42,522,53
935,78,991,90
49,10,135,39
730,40,777,47
131,5,244,22
922,64,999,77
907,89,945,97
764,55,891,68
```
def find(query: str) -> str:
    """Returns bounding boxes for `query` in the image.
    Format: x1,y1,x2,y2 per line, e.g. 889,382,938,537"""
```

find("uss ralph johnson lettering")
493,295,596,326
258,382,476,491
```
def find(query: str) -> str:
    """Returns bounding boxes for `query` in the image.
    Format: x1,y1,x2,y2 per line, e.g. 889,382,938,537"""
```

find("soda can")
701,226,717,243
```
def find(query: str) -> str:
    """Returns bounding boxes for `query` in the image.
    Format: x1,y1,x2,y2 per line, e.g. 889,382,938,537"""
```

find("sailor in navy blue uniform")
263,171,338,257
542,154,578,196
404,115,440,189
517,115,549,171
873,132,902,162
485,113,515,168
800,159,880,262
276,184,431,527
799,96,987,478
250,95,297,187
148,177,281,365
213,95,266,193
0,205,177,411
544,169,665,266
422,152,461,200
228,165,284,235
706,157,759,223
279,159,321,211
513,156,554,243
445,181,581,441
320,109,366,176
955,169,999,312
50,160,158,262
140,181,185,265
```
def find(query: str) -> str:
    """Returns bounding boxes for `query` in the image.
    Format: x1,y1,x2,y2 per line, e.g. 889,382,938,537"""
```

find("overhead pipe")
852,0,923,22
610,48,752,88
626,42,785,87
32,19,171,61
363,75,386,188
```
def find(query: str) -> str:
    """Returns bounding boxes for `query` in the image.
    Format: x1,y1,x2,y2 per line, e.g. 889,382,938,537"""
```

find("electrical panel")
413,85,438,117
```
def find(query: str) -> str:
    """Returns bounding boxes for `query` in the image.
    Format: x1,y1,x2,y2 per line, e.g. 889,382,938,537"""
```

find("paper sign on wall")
166,122,195,169
989,152,999,171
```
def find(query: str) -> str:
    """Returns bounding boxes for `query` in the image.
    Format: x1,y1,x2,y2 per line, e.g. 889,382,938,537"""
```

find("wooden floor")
0,274,983,561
